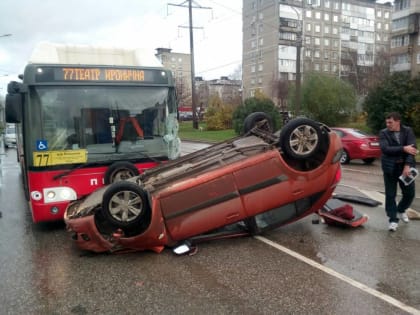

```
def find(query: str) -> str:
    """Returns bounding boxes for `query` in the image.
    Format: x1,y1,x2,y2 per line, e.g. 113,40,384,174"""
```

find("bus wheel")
101,181,150,231
243,112,273,134
104,162,139,184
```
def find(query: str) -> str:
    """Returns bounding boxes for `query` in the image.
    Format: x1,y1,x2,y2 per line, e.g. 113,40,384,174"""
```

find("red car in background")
331,127,381,164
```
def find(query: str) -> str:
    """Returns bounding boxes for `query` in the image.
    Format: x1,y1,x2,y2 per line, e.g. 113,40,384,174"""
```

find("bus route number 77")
33,153,50,167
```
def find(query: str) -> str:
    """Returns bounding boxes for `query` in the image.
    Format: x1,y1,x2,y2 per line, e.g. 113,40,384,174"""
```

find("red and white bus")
5,43,181,223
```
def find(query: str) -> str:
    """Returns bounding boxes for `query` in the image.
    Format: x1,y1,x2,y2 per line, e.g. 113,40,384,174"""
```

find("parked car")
64,114,343,254
331,127,381,164
3,124,16,148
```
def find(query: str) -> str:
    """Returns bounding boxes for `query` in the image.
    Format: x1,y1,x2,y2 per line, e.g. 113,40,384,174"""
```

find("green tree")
363,72,420,134
205,105,233,130
288,73,356,126
232,92,281,134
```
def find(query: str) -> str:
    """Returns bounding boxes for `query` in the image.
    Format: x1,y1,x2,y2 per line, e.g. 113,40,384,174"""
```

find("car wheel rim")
340,153,347,163
289,125,319,155
108,190,143,222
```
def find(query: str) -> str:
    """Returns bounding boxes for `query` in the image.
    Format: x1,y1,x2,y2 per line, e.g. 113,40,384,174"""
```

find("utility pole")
295,31,302,116
168,1,211,129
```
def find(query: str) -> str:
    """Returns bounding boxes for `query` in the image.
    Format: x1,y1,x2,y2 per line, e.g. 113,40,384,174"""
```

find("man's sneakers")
388,222,398,232
398,212,410,223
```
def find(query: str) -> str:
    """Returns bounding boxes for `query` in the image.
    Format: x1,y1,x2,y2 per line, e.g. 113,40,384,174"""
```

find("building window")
395,0,410,11
305,49,312,57
377,22,382,30
324,51,329,59
323,64,329,72
315,24,321,32
315,50,320,58
306,10,312,18
333,39,339,47
258,77,263,83
377,10,382,18
280,32,297,41
251,40,256,48
384,11,389,19
251,65,256,73
305,36,311,45
385,23,389,31
314,63,320,71
324,38,330,46
332,27,338,34
259,38,264,46
314,37,321,45
391,34,410,48
332,51,338,60
332,64,337,72
258,64,263,71
325,0,330,8
324,13,330,21
307,23,312,32
259,12,264,19
324,25,330,34
315,11,321,19
333,15,339,22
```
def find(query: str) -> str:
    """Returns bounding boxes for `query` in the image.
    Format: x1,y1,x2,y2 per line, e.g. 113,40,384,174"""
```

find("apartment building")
156,48,242,113
242,0,392,105
155,48,192,108
195,76,242,109
390,0,420,77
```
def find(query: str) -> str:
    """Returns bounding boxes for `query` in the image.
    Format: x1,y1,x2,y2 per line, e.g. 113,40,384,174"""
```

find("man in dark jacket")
379,112,417,231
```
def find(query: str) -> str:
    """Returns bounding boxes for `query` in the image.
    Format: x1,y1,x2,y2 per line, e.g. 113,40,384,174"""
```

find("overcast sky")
0,0,242,94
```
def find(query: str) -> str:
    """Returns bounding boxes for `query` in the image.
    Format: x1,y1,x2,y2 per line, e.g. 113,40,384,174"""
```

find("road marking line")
254,235,420,315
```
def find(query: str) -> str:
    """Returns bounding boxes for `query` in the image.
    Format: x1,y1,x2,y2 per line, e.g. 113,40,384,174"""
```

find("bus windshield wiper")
53,162,102,180
53,152,163,180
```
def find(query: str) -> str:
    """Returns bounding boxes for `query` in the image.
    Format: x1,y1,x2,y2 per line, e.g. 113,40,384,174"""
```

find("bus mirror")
7,81,22,94
5,93,22,123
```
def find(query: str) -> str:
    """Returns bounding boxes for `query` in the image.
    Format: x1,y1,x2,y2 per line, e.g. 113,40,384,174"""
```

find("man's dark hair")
385,112,401,121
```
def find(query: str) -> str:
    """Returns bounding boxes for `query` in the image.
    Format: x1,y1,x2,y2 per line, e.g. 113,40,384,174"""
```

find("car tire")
340,150,350,164
362,158,375,165
101,181,150,231
280,118,323,160
243,112,273,134
104,162,140,184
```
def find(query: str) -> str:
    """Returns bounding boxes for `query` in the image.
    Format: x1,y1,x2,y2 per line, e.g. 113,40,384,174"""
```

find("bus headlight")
43,187,77,203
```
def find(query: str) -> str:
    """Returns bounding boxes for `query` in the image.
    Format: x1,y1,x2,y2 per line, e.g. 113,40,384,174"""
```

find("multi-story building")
195,76,242,109
156,48,242,115
390,0,420,77
155,48,192,108
242,0,392,105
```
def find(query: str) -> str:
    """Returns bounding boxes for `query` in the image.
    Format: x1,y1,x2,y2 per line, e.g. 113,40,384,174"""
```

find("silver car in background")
3,124,16,148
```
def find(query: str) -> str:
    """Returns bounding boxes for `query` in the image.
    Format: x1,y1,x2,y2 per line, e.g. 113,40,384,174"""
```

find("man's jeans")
383,168,415,223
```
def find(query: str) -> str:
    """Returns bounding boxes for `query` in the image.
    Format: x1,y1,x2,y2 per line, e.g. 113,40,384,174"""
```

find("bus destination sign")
35,66,169,84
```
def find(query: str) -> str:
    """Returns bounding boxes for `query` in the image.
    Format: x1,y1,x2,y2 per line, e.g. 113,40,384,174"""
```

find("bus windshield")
27,85,178,166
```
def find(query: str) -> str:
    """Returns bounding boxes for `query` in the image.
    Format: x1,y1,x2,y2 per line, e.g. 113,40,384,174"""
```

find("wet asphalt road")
0,144,420,315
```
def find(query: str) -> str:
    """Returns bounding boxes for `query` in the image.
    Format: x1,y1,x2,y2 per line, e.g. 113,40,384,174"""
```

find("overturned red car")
64,114,343,254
